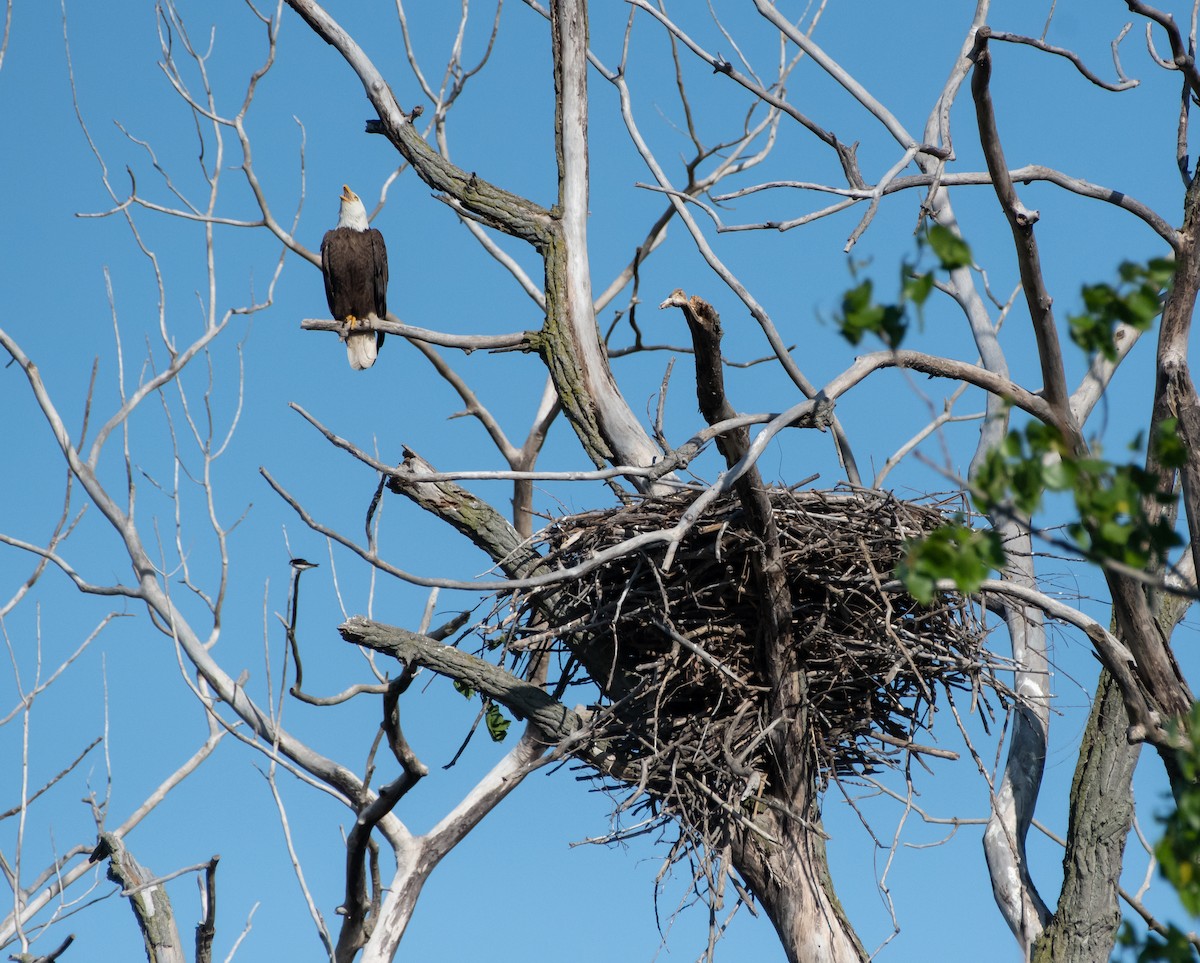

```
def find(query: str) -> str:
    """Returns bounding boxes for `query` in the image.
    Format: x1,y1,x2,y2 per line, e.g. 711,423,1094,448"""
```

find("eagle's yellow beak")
340,184,357,203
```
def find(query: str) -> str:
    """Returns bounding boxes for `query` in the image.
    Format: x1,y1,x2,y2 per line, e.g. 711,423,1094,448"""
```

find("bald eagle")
321,185,389,370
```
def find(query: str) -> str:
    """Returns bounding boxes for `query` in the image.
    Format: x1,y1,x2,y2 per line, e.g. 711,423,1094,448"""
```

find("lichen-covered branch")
340,616,582,740
386,447,547,579
90,834,185,963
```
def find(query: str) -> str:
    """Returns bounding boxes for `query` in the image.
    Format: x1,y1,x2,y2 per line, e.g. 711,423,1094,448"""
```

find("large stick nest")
515,486,1005,811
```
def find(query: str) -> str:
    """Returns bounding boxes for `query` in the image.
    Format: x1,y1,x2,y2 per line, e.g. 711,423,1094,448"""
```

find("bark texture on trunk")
1032,670,1139,963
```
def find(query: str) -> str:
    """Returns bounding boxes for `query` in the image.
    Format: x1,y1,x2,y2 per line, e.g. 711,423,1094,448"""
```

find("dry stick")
290,398,826,489
1125,0,1200,99
8,935,75,963
0,736,102,820
299,316,532,353
626,0,865,186
707,168,1180,247
195,856,219,963
985,29,1138,91
285,557,317,698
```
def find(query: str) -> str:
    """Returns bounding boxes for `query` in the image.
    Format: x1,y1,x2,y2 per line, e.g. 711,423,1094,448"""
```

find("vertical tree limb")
542,0,667,490
663,290,863,963
195,856,219,963
1031,671,1138,962
981,526,1053,946
970,29,1072,423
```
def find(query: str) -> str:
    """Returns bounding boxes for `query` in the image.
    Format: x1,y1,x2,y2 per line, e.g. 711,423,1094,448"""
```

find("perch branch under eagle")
321,185,389,370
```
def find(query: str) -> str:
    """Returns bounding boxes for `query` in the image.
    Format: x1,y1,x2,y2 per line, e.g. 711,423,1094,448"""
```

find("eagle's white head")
336,184,371,232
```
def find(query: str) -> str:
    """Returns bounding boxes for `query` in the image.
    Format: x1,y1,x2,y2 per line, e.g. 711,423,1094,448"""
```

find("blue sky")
1,2,1197,960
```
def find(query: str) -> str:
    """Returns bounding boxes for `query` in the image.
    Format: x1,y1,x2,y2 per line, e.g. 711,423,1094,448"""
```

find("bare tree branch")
971,29,1072,424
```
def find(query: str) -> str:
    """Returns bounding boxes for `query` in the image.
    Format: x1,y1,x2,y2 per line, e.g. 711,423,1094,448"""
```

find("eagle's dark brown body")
320,186,389,370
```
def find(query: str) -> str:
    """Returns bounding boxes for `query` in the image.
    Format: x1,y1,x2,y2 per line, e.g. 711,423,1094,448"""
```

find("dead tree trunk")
732,806,864,963
666,290,867,963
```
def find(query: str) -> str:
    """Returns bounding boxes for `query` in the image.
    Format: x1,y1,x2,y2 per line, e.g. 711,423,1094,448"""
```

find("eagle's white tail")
346,331,379,370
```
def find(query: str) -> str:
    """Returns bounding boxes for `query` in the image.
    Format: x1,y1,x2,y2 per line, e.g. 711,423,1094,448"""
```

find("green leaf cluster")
1069,258,1174,361
837,279,907,347
835,224,969,348
1114,922,1196,963
897,517,1005,604
973,421,1182,569
485,703,510,742
453,680,512,742
926,223,973,269
884,255,1183,623
1152,417,1189,471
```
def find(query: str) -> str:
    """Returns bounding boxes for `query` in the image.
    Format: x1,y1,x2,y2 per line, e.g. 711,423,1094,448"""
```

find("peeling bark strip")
90,834,185,963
